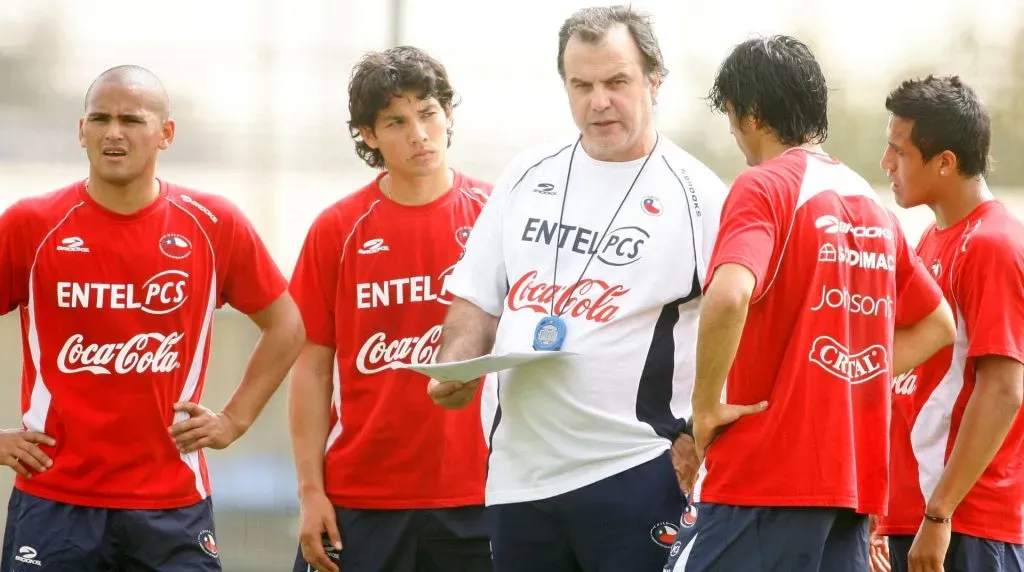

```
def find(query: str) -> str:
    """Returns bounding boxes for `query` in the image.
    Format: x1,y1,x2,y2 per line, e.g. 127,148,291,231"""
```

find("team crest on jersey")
649,521,679,547
930,260,942,278
455,226,472,247
680,504,698,528
641,196,662,216
159,234,192,259
197,530,218,558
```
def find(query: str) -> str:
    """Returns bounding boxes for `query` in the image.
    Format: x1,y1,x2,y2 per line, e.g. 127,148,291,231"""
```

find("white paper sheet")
394,351,579,383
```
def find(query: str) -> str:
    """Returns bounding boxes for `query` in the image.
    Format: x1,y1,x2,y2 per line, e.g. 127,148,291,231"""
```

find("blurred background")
1,0,1023,569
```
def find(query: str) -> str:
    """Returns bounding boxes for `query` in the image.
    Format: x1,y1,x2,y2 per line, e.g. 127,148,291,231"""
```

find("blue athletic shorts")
664,502,868,571
490,451,685,572
2,488,221,571
888,532,1024,572
291,504,491,572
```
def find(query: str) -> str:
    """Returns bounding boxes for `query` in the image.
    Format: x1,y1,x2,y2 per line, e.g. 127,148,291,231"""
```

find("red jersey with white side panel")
288,171,493,510
691,149,943,515
0,180,287,509
879,200,1024,543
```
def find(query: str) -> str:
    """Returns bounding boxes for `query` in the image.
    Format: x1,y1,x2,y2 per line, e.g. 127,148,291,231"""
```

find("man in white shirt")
426,6,728,572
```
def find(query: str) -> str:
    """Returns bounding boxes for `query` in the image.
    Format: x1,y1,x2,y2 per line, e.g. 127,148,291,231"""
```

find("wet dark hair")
885,75,991,177
347,46,458,169
557,5,668,81
708,35,829,146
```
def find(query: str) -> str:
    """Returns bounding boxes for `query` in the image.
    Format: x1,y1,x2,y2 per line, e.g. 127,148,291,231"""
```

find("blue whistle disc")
533,315,567,351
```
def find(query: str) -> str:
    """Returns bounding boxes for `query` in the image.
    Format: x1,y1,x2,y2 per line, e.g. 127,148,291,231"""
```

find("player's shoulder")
454,171,493,199
163,182,246,227
304,177,385,237
448,171,492,215
497,135,579,191
2,181,87,227
746,149,812,188
656,137,727,192
962,200,1024,259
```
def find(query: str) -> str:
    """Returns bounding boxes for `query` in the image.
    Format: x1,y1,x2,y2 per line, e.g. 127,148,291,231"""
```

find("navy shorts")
664,503,868,571
1,488,221,572
888,533,1024,572
490,451,685,572
291,504,491,572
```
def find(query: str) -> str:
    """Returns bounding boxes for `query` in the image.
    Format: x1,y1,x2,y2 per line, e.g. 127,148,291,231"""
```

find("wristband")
924,513,951,524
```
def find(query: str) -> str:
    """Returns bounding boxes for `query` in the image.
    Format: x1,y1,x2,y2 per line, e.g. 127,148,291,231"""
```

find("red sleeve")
892,217,944,328
706,170,779,299
0,202,34,314
955,233,1024,363
217,202,288,315
288,210,340,348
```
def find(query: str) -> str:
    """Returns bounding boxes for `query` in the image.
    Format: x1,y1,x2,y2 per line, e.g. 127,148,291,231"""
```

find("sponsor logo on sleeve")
180,195,218,223
815,215,893,240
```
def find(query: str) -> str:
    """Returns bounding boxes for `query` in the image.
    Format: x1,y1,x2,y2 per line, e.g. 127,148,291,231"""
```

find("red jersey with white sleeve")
691,149,943,515
0,179,287,509
288,171,492,510
879,200,1024,543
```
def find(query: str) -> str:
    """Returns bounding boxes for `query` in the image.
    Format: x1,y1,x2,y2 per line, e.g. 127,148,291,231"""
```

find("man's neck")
86,174,161,215
382,167,454,206
582,129,657,162
759,140,825,164
930,176,993,230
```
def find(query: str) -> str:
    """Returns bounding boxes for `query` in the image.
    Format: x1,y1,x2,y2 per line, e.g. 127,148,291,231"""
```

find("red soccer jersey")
0,180,286,509
288,171,492,510
879,200,1024,543
691,149,943,515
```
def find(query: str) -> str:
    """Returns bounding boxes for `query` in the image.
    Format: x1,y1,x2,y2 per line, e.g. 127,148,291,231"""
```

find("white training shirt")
447,133,727,505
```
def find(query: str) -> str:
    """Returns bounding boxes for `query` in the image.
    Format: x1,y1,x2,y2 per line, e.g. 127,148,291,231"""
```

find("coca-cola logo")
507,270,628,323
892,371,918,395
57,332,184,375
808,335,888,384
356,325,442,374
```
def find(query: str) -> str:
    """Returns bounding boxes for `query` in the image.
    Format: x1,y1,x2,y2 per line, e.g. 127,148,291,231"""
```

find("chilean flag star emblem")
642,196,662,216
159,233,193,259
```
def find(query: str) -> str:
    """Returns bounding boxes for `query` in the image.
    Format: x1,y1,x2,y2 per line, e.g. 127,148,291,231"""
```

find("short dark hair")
884,75,991,178
347,46,458,169
708,35,829,146
557,5,668,81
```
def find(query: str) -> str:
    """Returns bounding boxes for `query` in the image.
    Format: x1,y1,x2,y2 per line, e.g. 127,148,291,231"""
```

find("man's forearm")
436,297,499,363
926,360,1023,517
221,307,305,431
289,368,333,498
692,294,749,412
892,301,955,375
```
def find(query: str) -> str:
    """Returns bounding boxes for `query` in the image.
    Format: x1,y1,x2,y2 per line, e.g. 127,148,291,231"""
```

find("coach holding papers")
425,6,727,572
